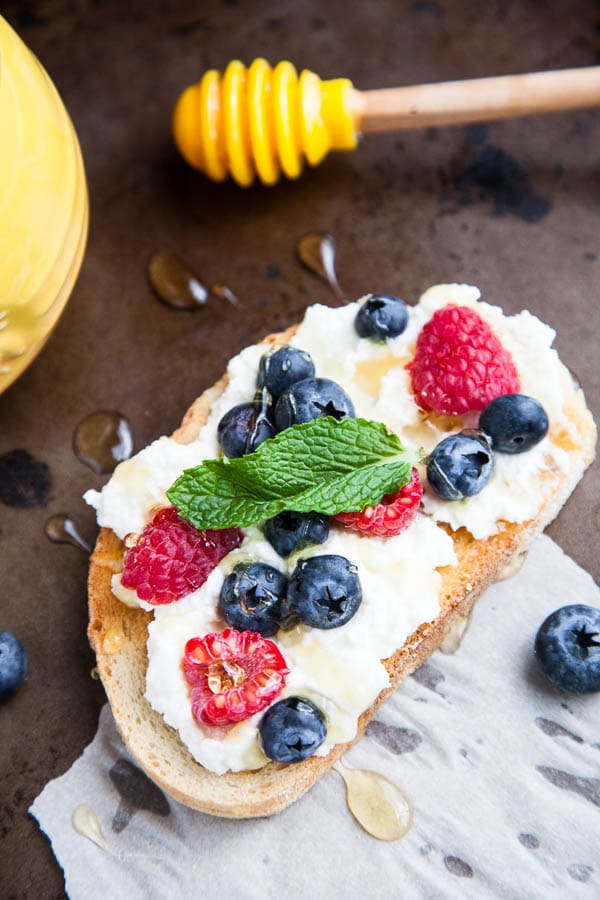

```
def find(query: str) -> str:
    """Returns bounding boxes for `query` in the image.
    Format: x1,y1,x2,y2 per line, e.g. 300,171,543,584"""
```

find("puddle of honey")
439,611,472,654
354,355,409,396
495,550,528,581
73,410,133,474
102,628,125,655
295,232,343,299
148,251,208,309
44,513,91,552
333,759,413,841
72,803,109,852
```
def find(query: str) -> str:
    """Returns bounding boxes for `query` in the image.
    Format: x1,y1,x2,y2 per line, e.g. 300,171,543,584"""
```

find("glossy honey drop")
334,760,413,841
71,804,109,852
44,514,91,553
73,410,133,474
102,628,125,655
148,251,208,310
295,232,343,299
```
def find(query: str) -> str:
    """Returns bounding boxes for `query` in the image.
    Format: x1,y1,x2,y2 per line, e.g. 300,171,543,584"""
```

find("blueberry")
534,605,600,693
479,394,549,453
265,511,330,557
354,294,408,340
219,562,292,637
274,378,355,431
257,346,315,400
427,430,494,501
0,631,27,701
259,696,327,762
288,555,362,629
217,401,274,458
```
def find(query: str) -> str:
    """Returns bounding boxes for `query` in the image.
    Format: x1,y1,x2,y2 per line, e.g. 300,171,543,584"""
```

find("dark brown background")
1,1,599,896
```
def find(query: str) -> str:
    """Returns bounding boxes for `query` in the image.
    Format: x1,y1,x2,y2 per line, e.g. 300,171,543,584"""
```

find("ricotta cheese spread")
85,284,583,773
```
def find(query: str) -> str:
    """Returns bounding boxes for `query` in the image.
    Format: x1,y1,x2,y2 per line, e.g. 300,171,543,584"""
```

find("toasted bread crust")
88,325,596,818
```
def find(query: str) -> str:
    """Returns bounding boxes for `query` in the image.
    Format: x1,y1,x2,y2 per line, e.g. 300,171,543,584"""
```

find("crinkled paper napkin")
31,535,600,899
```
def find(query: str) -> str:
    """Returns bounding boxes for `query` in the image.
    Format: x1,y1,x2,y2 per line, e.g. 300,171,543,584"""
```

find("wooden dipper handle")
353,66,600,132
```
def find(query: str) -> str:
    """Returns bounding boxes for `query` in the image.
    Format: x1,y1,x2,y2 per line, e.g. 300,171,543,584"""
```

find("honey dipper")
172,59,600,187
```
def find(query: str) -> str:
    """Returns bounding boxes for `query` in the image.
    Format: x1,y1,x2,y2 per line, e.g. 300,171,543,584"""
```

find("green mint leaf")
167,417,419,530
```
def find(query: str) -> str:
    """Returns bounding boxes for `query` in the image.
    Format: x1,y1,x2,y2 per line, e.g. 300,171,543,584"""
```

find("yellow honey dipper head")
172,59,358,187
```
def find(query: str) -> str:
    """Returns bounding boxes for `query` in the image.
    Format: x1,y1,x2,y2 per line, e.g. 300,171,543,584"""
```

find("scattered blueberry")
427,430,494,501
259,696,327,762
265,511,330,557
288,555,362,629
479,394,549,453
217,402,274,458
534,605,600,693
354,294,408,340
274,378,355,430
219,562,292,637
0,631,27,701
257,346,315,400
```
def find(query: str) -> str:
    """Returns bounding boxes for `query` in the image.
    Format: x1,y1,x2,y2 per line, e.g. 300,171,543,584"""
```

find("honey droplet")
295,232,343,299
334,760,413,841
73,410,133,474
44,514,91,553
72,804,109,852
439,611,472,655
102,628,125,655
211,282,241,306
148,251,208,309
496,550,528,582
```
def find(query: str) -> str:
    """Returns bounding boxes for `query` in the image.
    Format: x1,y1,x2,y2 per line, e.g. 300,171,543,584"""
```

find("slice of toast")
87,321,596,818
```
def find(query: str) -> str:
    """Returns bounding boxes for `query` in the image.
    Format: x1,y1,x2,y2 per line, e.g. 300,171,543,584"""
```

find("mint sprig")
167,417,419,530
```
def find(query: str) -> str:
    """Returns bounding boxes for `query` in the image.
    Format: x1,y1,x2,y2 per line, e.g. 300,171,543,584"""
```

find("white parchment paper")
31,535,600,899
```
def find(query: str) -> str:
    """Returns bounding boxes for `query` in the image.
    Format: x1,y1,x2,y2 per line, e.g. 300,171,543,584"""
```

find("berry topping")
427,431,494,501
265,510,330,557
183,628,289,726
259,696,327,763
257,346,315,399
334,467,422,536
534,605,600,693
354,294,408,340
219,562,292,637
479,393,549,453
0,631,27,701
121,507,242,605
274,377,355,430
288,555,362,629
217,401,274,458
410,305,520,416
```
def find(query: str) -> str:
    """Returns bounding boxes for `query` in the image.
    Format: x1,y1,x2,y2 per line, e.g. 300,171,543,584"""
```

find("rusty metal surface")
1,1,599,896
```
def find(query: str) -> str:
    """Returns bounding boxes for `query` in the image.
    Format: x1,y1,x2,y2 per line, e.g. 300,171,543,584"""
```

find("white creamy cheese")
86,284,582,773
141,517,455,773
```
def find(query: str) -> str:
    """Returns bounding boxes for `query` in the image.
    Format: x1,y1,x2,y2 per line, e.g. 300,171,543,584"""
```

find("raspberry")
183,628,289,726
334,468,423,537
121,507,242,605
410,305,520,416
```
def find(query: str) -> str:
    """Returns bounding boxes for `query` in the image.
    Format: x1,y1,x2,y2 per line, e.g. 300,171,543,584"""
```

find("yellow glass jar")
0,15,88,394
